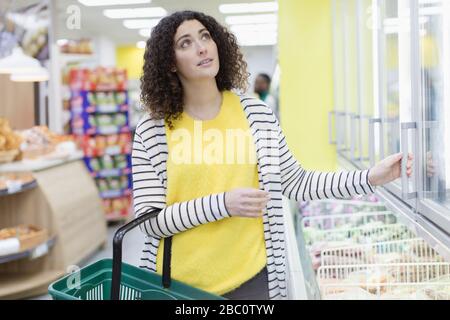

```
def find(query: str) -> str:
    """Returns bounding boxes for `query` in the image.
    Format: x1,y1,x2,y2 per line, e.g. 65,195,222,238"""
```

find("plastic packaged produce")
97,179,108,192
108,177,120,190
96,92,106,105
88,115,97,127
120,176,129,189
100,155,113,170
113,114,127,126
115,92,127,105
90,158,101,171
114,155,127,169
87,92,97,105
96,115,113,126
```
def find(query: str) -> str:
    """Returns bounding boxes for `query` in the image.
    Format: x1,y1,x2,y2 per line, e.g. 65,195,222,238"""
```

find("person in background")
254,73,278,118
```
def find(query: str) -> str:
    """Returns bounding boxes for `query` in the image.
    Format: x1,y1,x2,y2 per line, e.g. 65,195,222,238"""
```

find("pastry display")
0,225,48,253
18,126,74,160
0,172,35,192
0,118,23,163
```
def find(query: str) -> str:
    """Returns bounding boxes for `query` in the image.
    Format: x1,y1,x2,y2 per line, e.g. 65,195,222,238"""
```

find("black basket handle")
111,209,172,300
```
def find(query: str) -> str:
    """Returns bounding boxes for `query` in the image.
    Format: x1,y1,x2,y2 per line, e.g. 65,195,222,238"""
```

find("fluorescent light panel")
230,23,277,33
103,7,167,19
123,18,161,29
78,0,151,6
234,30,277,46
219,2,278,14
225,14,277,25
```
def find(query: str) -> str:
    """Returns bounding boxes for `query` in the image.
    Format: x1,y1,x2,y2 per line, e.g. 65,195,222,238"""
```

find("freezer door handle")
369,118,382,167
401,122,417,200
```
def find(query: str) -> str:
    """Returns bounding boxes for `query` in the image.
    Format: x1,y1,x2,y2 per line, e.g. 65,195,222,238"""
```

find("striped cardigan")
131,94,375,300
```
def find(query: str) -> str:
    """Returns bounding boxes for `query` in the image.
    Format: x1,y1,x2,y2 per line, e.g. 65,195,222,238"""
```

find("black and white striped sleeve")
132,132,231,239
277,125,376,201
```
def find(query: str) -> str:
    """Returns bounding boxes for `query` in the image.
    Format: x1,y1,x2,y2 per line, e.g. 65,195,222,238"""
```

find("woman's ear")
171,67,177,73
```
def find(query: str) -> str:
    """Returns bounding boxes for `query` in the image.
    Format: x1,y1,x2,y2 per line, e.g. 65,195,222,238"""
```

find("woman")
132,10,413,300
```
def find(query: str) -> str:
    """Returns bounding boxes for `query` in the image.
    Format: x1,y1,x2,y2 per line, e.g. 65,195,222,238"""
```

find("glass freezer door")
416,0,450,235
373,0,418,209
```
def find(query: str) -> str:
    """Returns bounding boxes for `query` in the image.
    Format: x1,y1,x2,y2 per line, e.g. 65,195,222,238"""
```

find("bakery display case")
0,119,107,299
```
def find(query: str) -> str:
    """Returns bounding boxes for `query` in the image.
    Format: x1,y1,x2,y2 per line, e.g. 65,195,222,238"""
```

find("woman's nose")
196,41,207,55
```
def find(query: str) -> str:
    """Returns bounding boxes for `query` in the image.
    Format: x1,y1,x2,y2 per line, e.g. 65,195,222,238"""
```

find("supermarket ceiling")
51,0,278,45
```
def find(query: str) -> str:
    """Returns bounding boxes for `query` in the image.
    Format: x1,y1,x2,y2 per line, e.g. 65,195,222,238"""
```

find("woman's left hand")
368,152,413,187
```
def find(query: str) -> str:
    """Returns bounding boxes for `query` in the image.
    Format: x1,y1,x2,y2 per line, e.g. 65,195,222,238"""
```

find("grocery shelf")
0,236,56,264
73,125,131,136
0,151,84,173
0,180,38,197
100,188,131,199
91,167,131,178
75,104,129,114
59,53,97,65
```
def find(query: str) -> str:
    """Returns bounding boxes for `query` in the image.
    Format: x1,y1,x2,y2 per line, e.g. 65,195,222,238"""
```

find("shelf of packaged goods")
72,126,130,136
84,146,131,158
0,236,57,265
0,151,84,173
71,104,129,114
0,180,38,197
90,168,131,178
100,188,131,199
69,88,128,93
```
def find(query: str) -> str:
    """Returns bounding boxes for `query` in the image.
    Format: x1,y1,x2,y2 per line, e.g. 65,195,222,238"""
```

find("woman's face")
173,19,219,82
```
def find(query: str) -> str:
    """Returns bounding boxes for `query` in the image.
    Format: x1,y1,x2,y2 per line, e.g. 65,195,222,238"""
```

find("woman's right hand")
224,188,270,218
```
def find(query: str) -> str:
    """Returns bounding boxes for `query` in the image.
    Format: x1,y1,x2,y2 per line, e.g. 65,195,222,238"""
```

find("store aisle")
30,223,145,300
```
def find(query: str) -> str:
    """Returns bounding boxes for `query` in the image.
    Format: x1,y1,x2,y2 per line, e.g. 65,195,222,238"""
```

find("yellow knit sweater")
156,91,267,295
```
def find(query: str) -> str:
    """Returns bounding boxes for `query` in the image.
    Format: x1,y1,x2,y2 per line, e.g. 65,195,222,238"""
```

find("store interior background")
1,0,449,300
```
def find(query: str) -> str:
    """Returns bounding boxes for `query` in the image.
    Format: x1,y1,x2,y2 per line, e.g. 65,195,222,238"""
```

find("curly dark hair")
140,10,249,128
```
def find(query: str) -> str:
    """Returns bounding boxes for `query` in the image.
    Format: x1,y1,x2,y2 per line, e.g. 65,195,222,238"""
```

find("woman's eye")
181,40,191,48
202,33,211,40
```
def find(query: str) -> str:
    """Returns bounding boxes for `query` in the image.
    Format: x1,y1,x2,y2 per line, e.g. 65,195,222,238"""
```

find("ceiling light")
0,47,43,74
123,18,161,29
234,30,277,46
103,7,167,19
225,14,277,25
219,2,278,14
78,0,151,6
230,23,278,33
136,41,146,49
10,66,49,82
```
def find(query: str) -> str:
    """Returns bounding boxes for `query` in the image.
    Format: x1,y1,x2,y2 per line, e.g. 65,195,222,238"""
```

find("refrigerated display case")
294,0,450,300
328,0,450,258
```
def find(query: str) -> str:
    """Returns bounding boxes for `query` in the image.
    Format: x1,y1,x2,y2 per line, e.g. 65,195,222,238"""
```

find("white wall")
241,45,277,94
95,36,117,67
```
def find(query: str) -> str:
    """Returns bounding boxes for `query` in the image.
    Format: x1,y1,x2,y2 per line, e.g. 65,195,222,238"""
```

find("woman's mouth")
197,58,213,67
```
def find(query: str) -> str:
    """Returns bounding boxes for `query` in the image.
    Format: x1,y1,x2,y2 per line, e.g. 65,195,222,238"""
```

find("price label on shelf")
30,242,49,259
6,181,22,194
97,105,118,113
98,126,119,135
105,146,121,156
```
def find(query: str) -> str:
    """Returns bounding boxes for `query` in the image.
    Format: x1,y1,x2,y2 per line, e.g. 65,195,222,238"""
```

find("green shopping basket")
48,210,226,300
